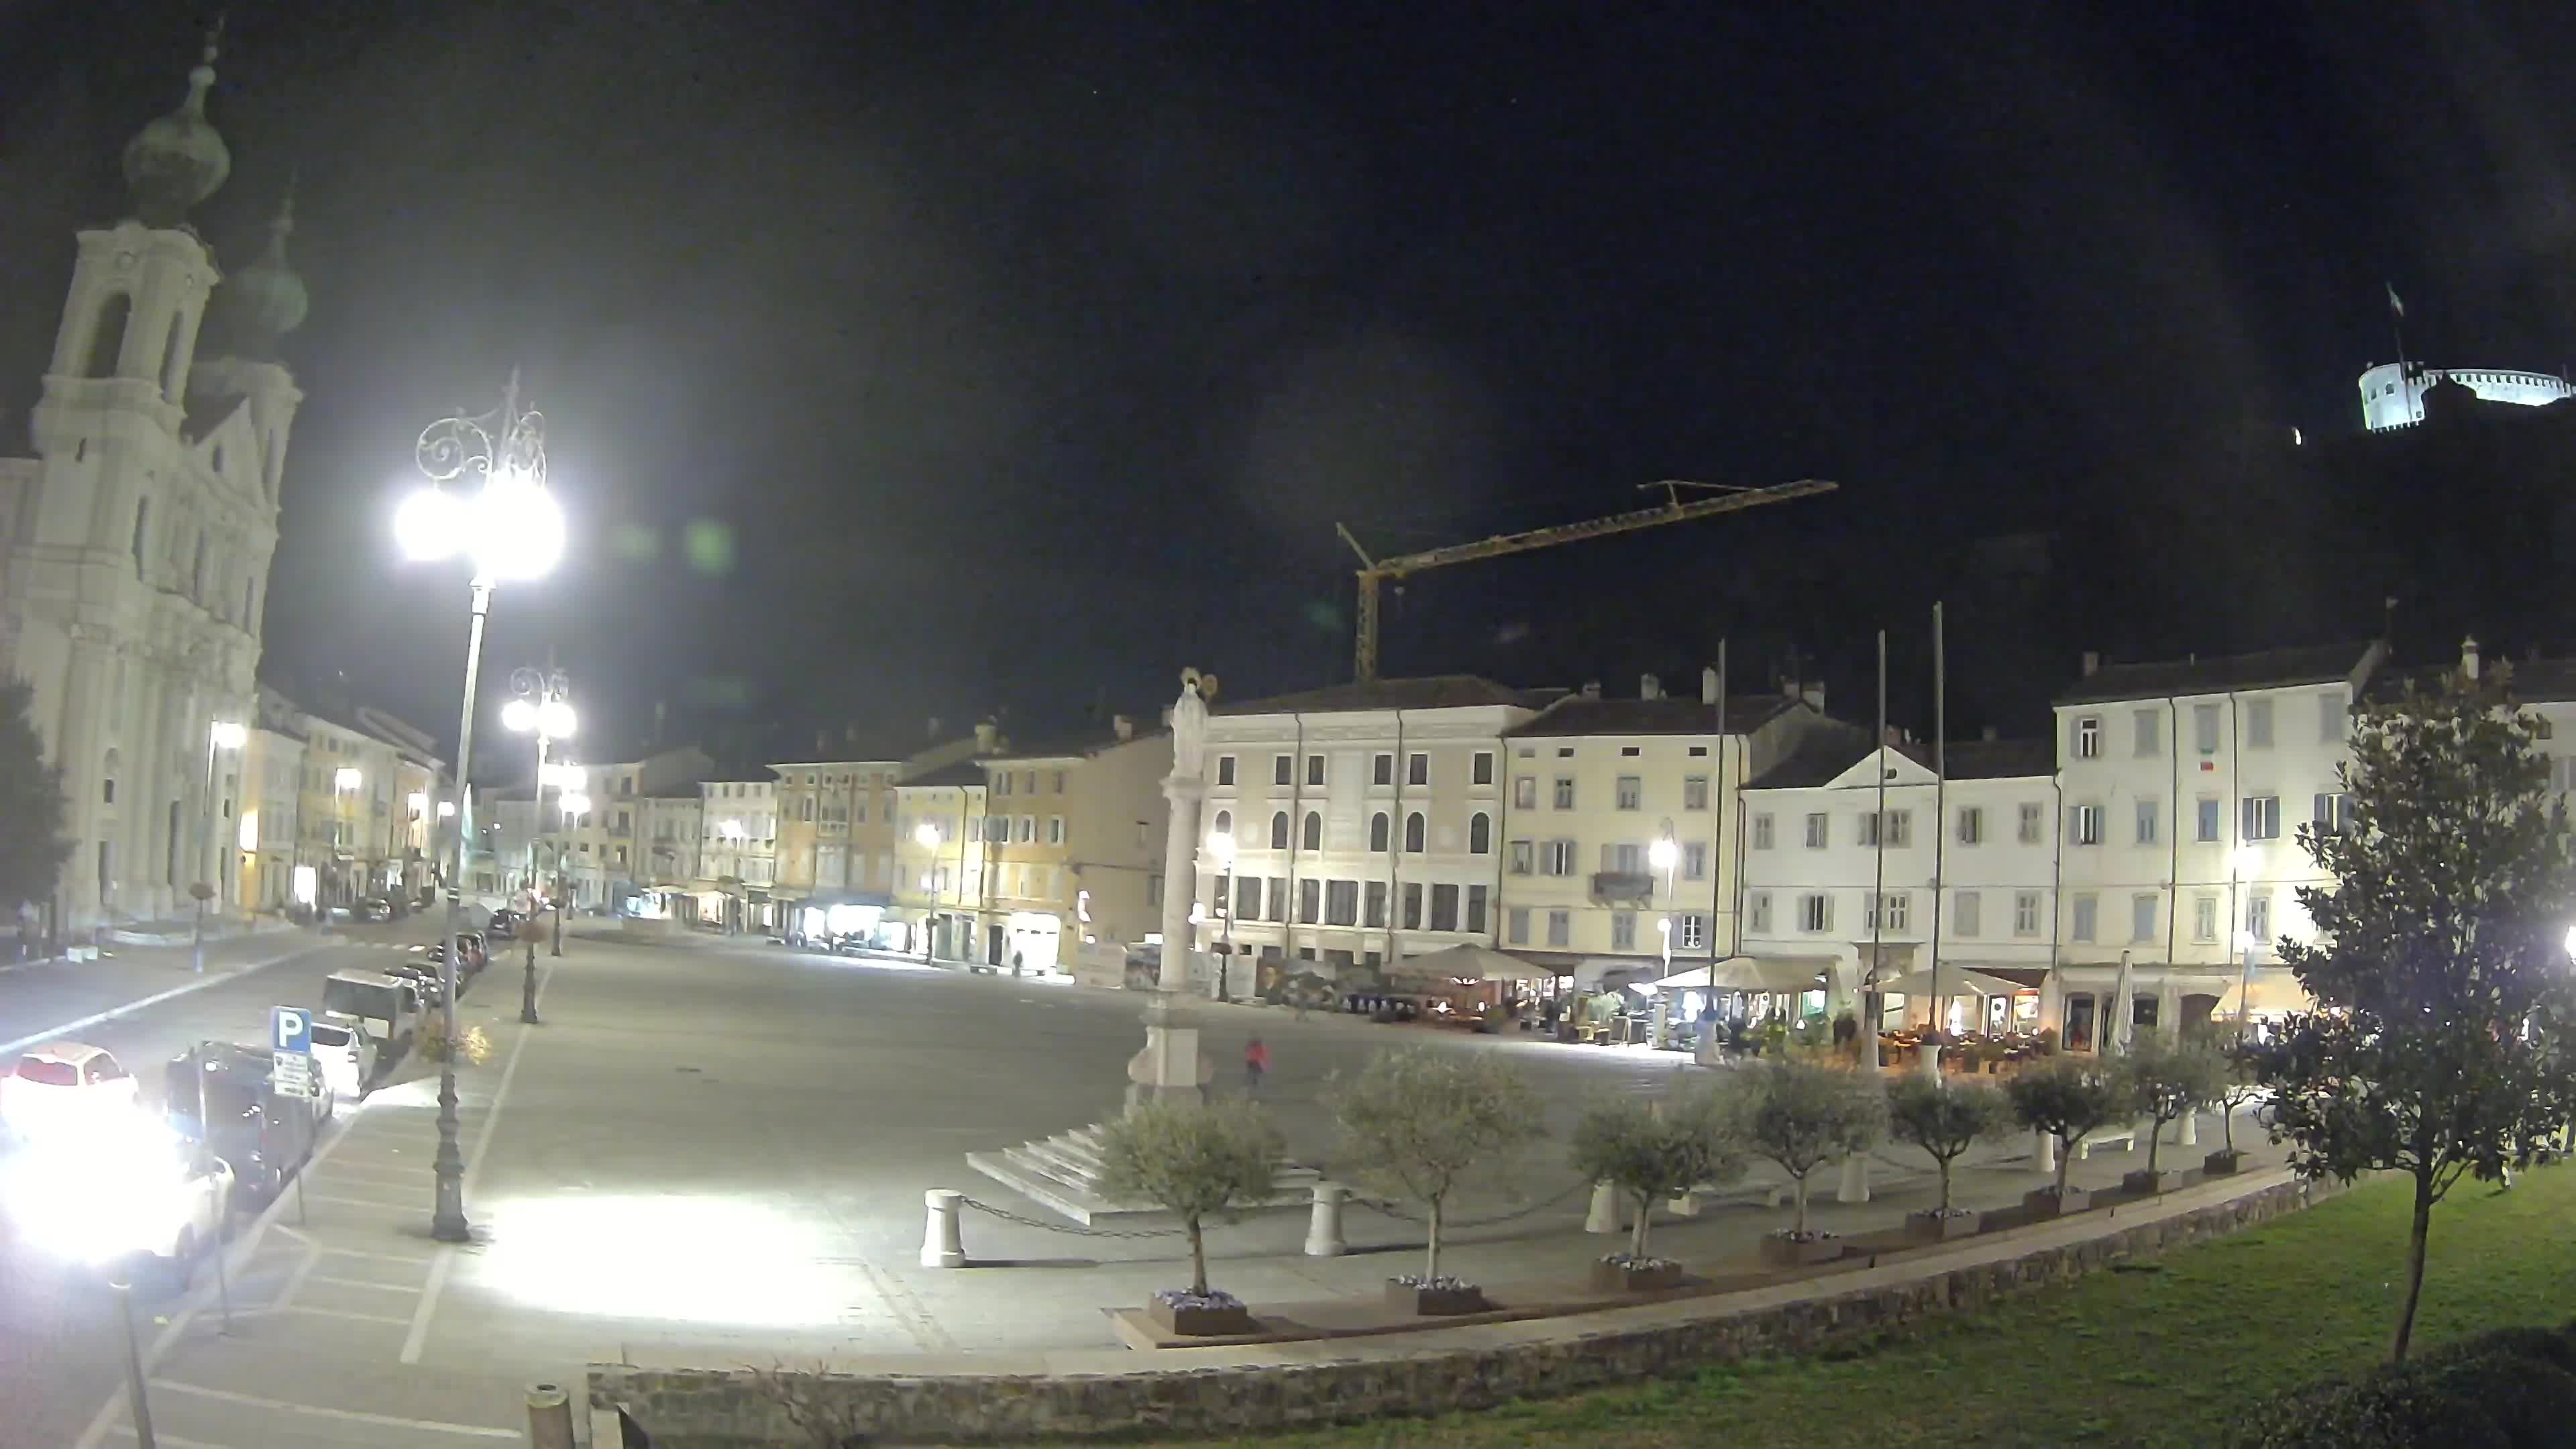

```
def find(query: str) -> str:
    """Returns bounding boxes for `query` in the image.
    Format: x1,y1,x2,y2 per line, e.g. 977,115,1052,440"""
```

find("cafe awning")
1396,943,1556,982
1647,955,1831,993
1874,965,2029,999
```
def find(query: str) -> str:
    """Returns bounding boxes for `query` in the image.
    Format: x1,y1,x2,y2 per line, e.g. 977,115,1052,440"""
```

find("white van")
320,971,422,1060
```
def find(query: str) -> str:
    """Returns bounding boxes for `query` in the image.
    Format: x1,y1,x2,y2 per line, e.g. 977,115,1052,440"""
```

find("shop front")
998,910,1065,973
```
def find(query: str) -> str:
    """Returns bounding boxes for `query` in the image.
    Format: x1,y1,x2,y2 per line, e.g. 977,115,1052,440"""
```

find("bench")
2074,1126,2139,1160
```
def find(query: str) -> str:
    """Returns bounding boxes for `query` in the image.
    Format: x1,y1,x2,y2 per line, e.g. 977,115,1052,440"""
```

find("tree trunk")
1426,1196,1444,1281
1792,1173,1809,1236
1630,1193,1652,1258
2392,1173,2434,1363
1187,1215,1208,1295
1936,1155,1954,1214
2145,1115,2163,1177
2054,1133,2074,1194
2222,1097,2237,1155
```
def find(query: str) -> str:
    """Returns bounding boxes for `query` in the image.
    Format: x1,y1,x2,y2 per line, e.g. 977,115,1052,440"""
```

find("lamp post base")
521,953,541,1025
431,1068,471,1242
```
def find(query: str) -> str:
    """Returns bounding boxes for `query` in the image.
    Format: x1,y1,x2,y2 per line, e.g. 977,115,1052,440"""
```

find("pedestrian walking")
1244,1036,1270,1095
1291,984,1309,1022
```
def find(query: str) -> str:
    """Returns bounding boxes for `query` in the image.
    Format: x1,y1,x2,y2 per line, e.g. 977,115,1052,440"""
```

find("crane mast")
1338,477,1839,682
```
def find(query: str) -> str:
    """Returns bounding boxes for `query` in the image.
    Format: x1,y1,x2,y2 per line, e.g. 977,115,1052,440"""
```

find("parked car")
321,971,423,1059
3,1041,142,1143
385,962,449,1008
455,932,488,975
308,1014,378,1102
163,1042,320,1205
356,896,394,922
0,1119,233,1292
486,910,519,941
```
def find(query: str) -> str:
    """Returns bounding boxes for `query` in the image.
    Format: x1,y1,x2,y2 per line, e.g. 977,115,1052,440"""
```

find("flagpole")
1927,602,1946,1067
2386,282,2414,421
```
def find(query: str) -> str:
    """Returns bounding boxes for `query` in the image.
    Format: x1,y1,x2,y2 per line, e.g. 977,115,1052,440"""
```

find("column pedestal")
1125,993,1213,1109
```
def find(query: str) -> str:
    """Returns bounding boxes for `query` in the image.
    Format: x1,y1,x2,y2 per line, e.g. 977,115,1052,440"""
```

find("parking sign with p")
273,1006,311,1055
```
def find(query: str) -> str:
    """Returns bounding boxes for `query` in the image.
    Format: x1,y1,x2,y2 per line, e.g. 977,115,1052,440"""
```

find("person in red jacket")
1244,1036,1271,1095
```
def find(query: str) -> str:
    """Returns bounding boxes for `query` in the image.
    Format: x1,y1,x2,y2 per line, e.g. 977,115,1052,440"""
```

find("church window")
130,497,150,572
87,294,131,378
160,321,187,401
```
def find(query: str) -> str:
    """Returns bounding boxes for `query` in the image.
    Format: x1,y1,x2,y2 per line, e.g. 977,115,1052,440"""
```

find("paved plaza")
0,927,2290,1446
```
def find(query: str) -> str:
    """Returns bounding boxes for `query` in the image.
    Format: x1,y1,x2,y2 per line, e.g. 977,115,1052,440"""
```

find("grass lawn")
1171,1164,2576,1449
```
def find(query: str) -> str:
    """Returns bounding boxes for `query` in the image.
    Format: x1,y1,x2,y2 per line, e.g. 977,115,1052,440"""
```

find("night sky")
6,2,2575,765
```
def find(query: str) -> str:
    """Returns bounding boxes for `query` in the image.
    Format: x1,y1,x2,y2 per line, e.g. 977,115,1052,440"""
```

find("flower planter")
2123,1168,2184,1196
1145,1296,1254,1337
2202,1148,2246,1177
1589,1257,1685,1293
1383,1279,1488,1316
2023,1186,2092,1218
1758,1233,1845,1267
1902,1209,1983,1243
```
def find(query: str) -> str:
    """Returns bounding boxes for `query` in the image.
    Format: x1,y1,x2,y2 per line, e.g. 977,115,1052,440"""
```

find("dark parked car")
356,897,394,922
486,910,519,941
387,961,451,1007
164,1043,317,1207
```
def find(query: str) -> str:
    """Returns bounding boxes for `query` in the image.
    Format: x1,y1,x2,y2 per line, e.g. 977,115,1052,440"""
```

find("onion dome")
120,25,231,228
210,182,309,358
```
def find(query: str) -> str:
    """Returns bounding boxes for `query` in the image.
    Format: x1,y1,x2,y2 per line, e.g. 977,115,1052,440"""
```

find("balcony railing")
1589,871,1654,905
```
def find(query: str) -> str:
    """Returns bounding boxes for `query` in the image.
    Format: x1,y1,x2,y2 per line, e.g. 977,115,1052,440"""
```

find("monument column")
1127,669,1215,1108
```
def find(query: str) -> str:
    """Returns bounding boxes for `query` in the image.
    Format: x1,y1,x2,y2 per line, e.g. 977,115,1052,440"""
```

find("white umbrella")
2038,965,2063,1040
2109,951,2135,1056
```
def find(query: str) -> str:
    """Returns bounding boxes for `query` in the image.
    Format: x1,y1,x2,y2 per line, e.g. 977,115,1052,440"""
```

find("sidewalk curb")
0,938,339,1057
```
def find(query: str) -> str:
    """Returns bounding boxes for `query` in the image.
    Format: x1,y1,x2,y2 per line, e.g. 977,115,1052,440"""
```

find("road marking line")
277,1303,415,1326
307,1273,424,1293
0,941,333,1056
303,1192,412,1210
400,1010,536,1366
320,1245,435,1266
109,1428,234,1448
147,1381,519,1438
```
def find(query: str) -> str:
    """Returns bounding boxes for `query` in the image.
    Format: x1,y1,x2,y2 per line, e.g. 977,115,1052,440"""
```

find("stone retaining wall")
592,1173,2334,1446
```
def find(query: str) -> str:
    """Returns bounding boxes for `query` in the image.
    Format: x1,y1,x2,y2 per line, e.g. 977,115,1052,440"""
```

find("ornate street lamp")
503,666,577,986
396,370,564,1244
1205,828,1236,1001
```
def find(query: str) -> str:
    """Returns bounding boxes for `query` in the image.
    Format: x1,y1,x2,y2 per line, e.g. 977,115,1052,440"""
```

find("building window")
1546,909,1570,947
1210,809,1232,841
1403,882,1423,928
1513,776,1536,810
1048,816,1065,845
2014,891,2041,936
2312,792,2353,833
1371,812,1391,851
2133,708,2159,757
2196,798,2220,843
1954,890,1980,936
2247,893,2272,944
1307,755,1326,786
1805,812,1828,849
1507,906,1531,945
1858,812,1880,847
88,292,129,378
1018,815,1035,843
996,773,1013,797
2241,795,2281,841
1404,812,1426,853
1326,879,1358,926
2245,699,2274,749
1468,812,1492,854
1472,751,1495,786
1552,777,1574,810
1273,755,1292,786
1237,877,1263,919
2193,894,2218,943
1373,753,1394,786
2131,893,2158,943
1466,884,1488,934
1364,880,1387,927
1798,893,1831,932
1682,775,1709,810
1676,913,1707,950
2019,802,2043,844
1217,756,1236,786
1405,753,1428,787
1298,878,1322,924
1270,812,1289,849
1267,877,1288,922
1611,911,1637,951
2070,803,2100,846
1753,812,1774,849
1302,810,1323,851
1615,775,1642,810
2135,798,2158,846
2072,894,2098,942
2075,716,2100,759
1540,839,1576,875
1682,841,1707,880
1749,892,1772,932
2194,703,2220,754
1865,892,1909,932
1430,883,1459,930
1508,839,1533,874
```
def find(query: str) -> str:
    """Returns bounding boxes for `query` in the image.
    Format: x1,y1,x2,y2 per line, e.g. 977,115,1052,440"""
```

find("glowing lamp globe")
1648,838,1678,871
538,699,576,737
501,698,537,733
209,720,248,750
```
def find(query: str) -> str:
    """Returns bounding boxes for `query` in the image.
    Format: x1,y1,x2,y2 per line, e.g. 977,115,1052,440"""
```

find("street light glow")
539,698,576,737
209,720,248,751
501,698,537,733
560,792,593,817
1648,837,1678,871
437,800,457,818
334,766,362,791
1205,829,1235,865
914,821,941,848
395,476,566,584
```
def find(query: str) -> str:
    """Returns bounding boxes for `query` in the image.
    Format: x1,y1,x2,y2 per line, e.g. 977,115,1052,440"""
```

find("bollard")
111,1279,156,1449
1584,1180,1621,1234
525,1382,576,1449
1303,1183,1348,1256
1836,1152,1870,1204
920,1189,966,1268
2033,1126,2057,1177
2178,1110,2198,1147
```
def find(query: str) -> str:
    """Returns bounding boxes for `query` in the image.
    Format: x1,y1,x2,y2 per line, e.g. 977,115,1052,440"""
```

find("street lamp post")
504,669,576,1007
914,820,942,961
1647,830,1678,1047
193,720,247,974
1206,829,1236,1002
398,372,564,1245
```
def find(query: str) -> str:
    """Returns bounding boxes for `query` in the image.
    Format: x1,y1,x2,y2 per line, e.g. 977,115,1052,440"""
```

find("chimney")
2080,651,2100,678
974,719,999,752
2462,635,2481,680
1801,683,1826,713
1640,673,1661,700
1581,680,1602,700
1112,714,1135,741
1701,666,1719,704
1982,724,1998,742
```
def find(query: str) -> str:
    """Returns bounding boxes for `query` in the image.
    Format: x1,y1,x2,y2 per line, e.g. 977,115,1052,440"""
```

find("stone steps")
969,1121,1321,1225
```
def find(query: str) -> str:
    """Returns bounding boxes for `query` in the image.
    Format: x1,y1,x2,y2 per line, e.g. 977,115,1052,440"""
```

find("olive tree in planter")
1327,1046,1543,1316
2123,1042,2224,1195
2204,1040,2265,1176
2005,1056,2129,1216
1885,1075,2015,1242
1743,1060,1884,1266
1568,1083,1743,1291
1097,1097,1286,1336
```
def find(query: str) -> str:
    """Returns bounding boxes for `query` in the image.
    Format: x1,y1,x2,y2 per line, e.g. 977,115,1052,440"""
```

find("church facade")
0,32,309,930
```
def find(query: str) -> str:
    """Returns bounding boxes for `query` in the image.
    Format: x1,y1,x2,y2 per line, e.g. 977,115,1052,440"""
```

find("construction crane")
1334,477,1839,683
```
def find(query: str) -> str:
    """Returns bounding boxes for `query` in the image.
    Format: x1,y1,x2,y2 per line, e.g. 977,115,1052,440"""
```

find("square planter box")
1145,1299,1255,1337
1759,1234,1845,1268
1903,1210,1983,1243
2122,1169,2183,1196
2023,1187,2093,1218
2202,1149,2247,1178
1589,1258,1685,1293
1384,1280,1488,1316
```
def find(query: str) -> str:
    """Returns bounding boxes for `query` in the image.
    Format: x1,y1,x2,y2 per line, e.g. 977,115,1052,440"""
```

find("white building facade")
2359,362,2574,431
695,773,778,931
